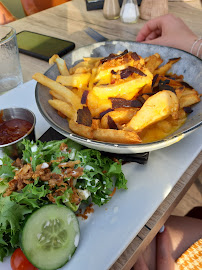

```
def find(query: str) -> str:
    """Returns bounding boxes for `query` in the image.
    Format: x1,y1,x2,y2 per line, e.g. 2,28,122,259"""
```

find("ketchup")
0,119,32,145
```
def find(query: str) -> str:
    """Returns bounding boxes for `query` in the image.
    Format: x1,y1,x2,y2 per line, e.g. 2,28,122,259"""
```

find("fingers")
145,30,161,41
142,37,165,46
132,255,149,270
156,228,179,270
136,16,165,42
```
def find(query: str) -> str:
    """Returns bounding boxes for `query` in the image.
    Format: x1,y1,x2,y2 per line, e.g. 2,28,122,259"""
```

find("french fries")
33,51,201,145
57,73,91,88
93,129,141,144
33,73,82,110
153,57,181,76
49,54,69,76
48,99,76,119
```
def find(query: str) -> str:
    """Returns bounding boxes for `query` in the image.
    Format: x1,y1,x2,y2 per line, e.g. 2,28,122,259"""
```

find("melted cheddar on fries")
33,51,201,144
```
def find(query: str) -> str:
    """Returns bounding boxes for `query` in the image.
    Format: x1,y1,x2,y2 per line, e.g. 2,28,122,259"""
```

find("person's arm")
136,14,201,58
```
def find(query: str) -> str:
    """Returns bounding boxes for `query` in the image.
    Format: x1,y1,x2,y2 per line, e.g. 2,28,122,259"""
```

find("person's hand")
136,14,198,54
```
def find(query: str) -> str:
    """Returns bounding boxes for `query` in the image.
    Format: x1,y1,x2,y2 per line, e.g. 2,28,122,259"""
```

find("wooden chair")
20,0,71,16
0,2,16,25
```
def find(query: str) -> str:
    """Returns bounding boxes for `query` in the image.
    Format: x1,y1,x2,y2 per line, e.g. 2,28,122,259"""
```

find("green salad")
0,139,127,262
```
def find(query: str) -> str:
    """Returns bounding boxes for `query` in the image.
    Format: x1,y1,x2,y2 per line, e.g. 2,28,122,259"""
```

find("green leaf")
0,155,15,180
0,180,8,195
0,196,32,234
10,183,50,210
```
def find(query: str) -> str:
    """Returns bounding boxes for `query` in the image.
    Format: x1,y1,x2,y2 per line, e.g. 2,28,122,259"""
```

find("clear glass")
0,26,23,94
103,0,120,20
120,0,140,23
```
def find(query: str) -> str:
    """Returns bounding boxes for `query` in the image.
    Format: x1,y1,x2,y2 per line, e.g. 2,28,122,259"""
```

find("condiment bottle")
140,0,168,20
120,0,139,23
103,0,120,20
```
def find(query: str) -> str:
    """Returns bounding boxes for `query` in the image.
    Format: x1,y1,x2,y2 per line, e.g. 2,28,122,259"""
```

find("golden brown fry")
69,61,93,74
153,57,181,76
88,61,100,90
93,129,141,144
87,92,112,118
32,73,81,110
101,108,138,129
83,57,102,63
49,90,65,102
49,54,69,76
145,53,163,73
93,68,153,99
178,89,200,108
69,119,93,139
92,119,101,130
49,54,58,65
56,73,91,88
48,99,76,119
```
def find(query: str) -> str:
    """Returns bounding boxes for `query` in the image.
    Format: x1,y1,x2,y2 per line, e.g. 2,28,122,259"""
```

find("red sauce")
0,119,32,145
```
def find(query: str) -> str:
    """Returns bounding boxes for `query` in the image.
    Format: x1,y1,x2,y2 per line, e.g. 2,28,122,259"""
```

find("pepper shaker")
140,0,168,20
103,0,120,20
120,0,139,23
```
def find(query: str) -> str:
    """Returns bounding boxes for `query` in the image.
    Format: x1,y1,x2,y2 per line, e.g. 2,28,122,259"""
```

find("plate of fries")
34,41,202,153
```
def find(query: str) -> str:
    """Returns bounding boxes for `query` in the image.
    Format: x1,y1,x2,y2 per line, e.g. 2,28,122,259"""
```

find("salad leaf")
75,149,127,206
55,188,79,212
0,196,32,234
0,155,15,180
0,196,32,261
0,138,128,261
10,184,50,210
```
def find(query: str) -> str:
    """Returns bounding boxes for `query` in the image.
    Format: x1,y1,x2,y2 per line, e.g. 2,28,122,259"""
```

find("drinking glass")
0,25,23,93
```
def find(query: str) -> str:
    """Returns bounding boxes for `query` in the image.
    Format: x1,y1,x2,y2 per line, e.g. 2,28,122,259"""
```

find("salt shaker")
120,0,140,23
103,0,120,20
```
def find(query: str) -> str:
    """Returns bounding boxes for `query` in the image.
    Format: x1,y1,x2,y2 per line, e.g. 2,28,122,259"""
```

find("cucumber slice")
21,204,80,270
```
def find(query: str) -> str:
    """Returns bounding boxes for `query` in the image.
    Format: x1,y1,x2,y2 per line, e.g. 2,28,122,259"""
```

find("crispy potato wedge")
125,90,179,132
